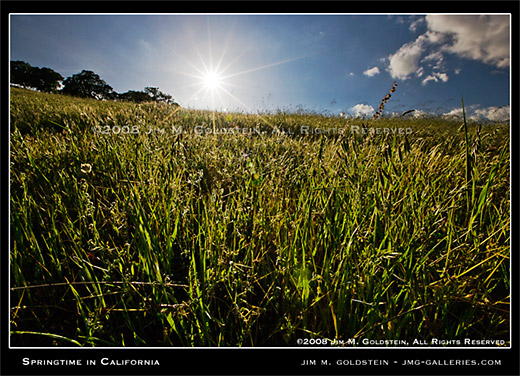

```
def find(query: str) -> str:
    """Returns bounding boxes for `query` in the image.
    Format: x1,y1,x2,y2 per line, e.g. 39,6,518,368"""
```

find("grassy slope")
10,87,510,346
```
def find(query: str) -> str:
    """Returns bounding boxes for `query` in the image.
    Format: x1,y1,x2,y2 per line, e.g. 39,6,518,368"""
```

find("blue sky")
10,14,510,121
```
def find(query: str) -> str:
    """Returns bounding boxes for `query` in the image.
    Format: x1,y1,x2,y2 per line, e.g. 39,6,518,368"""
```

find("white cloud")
387,32,443,80
421,76,436,85
409,18,425,32
474,105,510,122
437,73,449,82
349,72,355,77
395,16,406,25
412,110,429,118
423,51,442,62
387,37,426,80
350,104,374,117
443,104,509,122
454,68,461,75
422,72,449,85
386,15,509,82
424,30,445,44
442,107,464,118
422,51,445,70
363,67,380,77
426,15,510,68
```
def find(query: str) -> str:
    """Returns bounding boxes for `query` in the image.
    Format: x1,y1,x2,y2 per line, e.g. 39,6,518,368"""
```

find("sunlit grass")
10,87,510,347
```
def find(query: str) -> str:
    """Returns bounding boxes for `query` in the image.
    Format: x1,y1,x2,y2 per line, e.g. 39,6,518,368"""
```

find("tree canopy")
117,90,152,103
62,70,113,100
10,61,63,93
10,61,33,88
144,87,176,105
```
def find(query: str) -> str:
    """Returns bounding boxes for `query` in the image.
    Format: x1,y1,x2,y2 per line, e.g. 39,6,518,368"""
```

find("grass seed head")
374,81,398,119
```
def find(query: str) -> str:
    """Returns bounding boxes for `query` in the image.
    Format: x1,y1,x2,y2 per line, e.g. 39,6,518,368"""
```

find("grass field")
9,87,510,347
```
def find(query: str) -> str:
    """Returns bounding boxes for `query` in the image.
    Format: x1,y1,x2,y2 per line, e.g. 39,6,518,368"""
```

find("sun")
173,22,317,111
203,71,222,90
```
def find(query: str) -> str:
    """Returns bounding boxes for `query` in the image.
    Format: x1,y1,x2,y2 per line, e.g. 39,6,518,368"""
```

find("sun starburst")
168,17,321,115
202,71,222,90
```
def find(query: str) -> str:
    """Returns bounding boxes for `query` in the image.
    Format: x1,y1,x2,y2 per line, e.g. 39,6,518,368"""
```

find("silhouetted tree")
118,90,152,103
10,61,63,92
144,86,177,105
10,61,33,87
62,70,113,100
30,67,64,93
144,86,160,100
11,61,179,105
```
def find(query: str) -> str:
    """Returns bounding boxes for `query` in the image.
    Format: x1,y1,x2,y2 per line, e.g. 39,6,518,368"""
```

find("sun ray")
216,33,258,76
190,34,210,75
169,80,207,91
221,51,321,80
206,17,214,72
213,19,238,74
214,88,227,109
218,43,256,76
218,85,277,129
155,40,206,78
179,85,207,108
178,71,206,80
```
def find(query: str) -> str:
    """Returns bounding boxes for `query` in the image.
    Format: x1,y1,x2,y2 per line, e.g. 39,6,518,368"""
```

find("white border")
7,12,513,350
